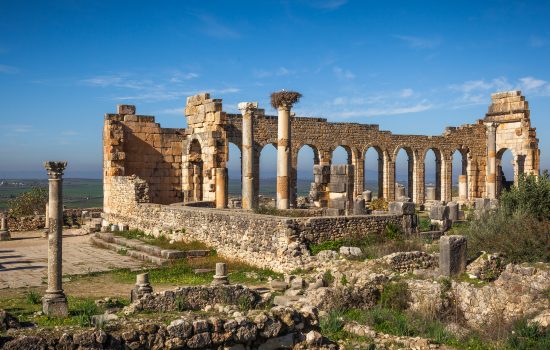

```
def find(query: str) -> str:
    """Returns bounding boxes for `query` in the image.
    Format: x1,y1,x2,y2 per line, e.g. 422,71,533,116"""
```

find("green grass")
114,229,210,251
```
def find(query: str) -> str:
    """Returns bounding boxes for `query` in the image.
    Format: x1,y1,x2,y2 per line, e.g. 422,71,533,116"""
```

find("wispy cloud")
169,72,199,83
0,64,18,74
253,67,293,78
394,35,442,49
6,124,32,133
157,107,185,115
195,14,240,39
529,36,548,48
310,0,348,10
333,66,355,80
81,75,151,90
449,77,512,105
61,130,79,136
400,88,414,98
337,101,433,118
519,76,547,91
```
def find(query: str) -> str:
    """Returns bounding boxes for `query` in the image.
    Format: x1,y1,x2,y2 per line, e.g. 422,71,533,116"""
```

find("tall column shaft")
43,161,68,317
458,175,468,200
277,106,291,209
215,167,227,209
486,123,497,199
239,102,258,210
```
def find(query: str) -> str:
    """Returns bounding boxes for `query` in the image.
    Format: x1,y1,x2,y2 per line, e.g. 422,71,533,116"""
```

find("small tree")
8,187,48,217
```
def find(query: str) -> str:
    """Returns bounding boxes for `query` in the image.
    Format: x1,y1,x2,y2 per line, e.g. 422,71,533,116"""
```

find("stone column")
383,154,395,201
214,167,227,209
43,161,68,317
441,156,453,203
238,102,258,210
458,175,468,201
352,153,364,198
486,123,497,199
271,91,301,209
0,215,10,241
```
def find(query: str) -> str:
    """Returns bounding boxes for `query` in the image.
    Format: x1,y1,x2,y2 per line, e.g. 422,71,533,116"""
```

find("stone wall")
104,176,405,272
103,105,185,211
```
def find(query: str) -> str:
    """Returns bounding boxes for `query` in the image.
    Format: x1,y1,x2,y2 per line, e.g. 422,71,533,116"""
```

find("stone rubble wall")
104,176,406,272
6,208,102,232
1,306,325,350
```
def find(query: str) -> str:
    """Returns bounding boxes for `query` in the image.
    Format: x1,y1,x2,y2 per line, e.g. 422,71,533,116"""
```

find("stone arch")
363,144,384,199
496,147,517,195
330,144,353,165
393,145,415,201
422,147,443,202
227,141,242,198
294,144,320,200
258,143,278,199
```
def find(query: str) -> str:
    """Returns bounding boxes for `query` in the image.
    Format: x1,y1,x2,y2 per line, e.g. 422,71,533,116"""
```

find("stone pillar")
212,262,229,285
352,153,364,198
486,123,497,199
238,102,258,210
272,91,301,209
458,175,468,201
426,186,436,201
43,161,68,317
383,153,395,200
131,272,153,302
214,167,227,209
0,215,10,241
439,235,467,276
441,156,453,203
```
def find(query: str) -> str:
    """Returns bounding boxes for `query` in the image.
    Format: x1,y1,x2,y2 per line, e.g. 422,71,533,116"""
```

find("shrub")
379,281,409,311
8,187,48,217
25,290,41,305
500,171,550,220
310,240,344,255
370,198,388,211
457,210,550,263
506,319,550,350
384,222,402,240
71,299,100,327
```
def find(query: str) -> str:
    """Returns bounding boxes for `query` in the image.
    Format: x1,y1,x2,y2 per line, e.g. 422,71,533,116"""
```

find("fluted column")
271,91,301,209
486,123,497,199
441,156,453,202
43,161,68,317
238,102,258,210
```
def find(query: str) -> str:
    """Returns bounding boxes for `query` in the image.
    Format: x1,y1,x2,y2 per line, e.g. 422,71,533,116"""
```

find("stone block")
270,280,288,292
388,201,415,215
439,235,467,276
353,199,366,215
362,190,372,202
331,164,347,175
328,182,346,193
429,204,449,221
117,104,136,115
339,246,362,257
447,202,459,221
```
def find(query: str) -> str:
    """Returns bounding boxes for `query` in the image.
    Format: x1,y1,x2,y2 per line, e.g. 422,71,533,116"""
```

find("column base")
0,230,10,241
211,275,229,286
43,292,68,317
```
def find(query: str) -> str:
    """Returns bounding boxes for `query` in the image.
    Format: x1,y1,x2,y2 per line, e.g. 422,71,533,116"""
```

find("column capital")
44,161,67,179
237,102,259,116
270,90,302,110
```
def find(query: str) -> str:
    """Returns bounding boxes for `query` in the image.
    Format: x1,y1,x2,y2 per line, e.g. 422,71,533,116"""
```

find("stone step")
90,236,169,266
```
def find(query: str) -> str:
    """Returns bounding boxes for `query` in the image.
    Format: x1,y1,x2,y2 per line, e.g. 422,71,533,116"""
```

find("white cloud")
169,72,199,83
157,107,185,115
310,0,348,10
333,66,355,80
0,64,18,74
253,67,294,78
6,124,32,133
394,35,442,49
449,77,512,105
337,101,433,118
195,14,240,39
529,36,547,48
81,75,151,90
212,87,240,94
519,76,547,91
400,88,414,98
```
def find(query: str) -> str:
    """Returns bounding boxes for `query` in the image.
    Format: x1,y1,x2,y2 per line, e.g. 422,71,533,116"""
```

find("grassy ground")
113,229,210,251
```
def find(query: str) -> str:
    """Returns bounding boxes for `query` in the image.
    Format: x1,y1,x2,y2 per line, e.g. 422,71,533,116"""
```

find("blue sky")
1,0,549,180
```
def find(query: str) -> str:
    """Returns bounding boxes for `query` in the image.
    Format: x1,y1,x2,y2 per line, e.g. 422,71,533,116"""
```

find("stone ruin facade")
104,90,539,213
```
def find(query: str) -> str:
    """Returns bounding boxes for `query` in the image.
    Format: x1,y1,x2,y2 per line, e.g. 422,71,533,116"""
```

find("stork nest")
270,91,302,109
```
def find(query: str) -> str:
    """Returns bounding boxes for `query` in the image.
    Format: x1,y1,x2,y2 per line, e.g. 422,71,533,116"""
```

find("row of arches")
225,142,516,202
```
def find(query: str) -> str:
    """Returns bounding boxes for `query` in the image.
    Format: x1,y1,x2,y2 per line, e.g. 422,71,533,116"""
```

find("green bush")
457,210,550,263
310,240,344,255
8,187,48,217
384,222,402,240
379,281,409,311
506,319,550,350
25,290,41,305
500,172,550,220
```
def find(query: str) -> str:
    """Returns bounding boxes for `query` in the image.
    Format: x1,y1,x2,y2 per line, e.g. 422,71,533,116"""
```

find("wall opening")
227,142,242,198
332,145,351,165
452,149,468,200
364,147,383,198
259,143,277,198
497,148,515,195
395,147,413,199
297,145,318,197
424,148,441,201
188,139,203,202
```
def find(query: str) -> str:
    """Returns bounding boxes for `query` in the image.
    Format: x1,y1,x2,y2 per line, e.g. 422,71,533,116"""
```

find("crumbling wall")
103,105,185,213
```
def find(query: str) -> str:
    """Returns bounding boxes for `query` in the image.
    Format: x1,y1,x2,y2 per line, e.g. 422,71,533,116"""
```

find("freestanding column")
214,167,227,209
0,215,10,241
458,175,468,201
486,123,497,199
270,91,301,209
238,102,258,210
43,161,68,317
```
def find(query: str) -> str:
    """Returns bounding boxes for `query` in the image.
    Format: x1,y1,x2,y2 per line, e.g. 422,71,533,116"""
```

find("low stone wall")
7,215,45,232
1,306,324,350
104,176,408,272
127,285,262,313
382,251,438,273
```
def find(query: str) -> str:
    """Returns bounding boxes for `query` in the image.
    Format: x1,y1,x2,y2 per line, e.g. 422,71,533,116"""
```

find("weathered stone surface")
439,235,467,276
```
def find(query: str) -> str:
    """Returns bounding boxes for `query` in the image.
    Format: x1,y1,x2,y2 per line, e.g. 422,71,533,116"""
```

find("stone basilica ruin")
102,90,540,271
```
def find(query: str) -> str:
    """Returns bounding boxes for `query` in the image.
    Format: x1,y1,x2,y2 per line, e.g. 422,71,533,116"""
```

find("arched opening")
259,144,277,199
297,145,319,196
331,145,352,165
188,139,203,202
452,149,468,200
364,146,383,199
395,147,414,200
497,148,515,195
424,148,441,201
227,142,242,198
